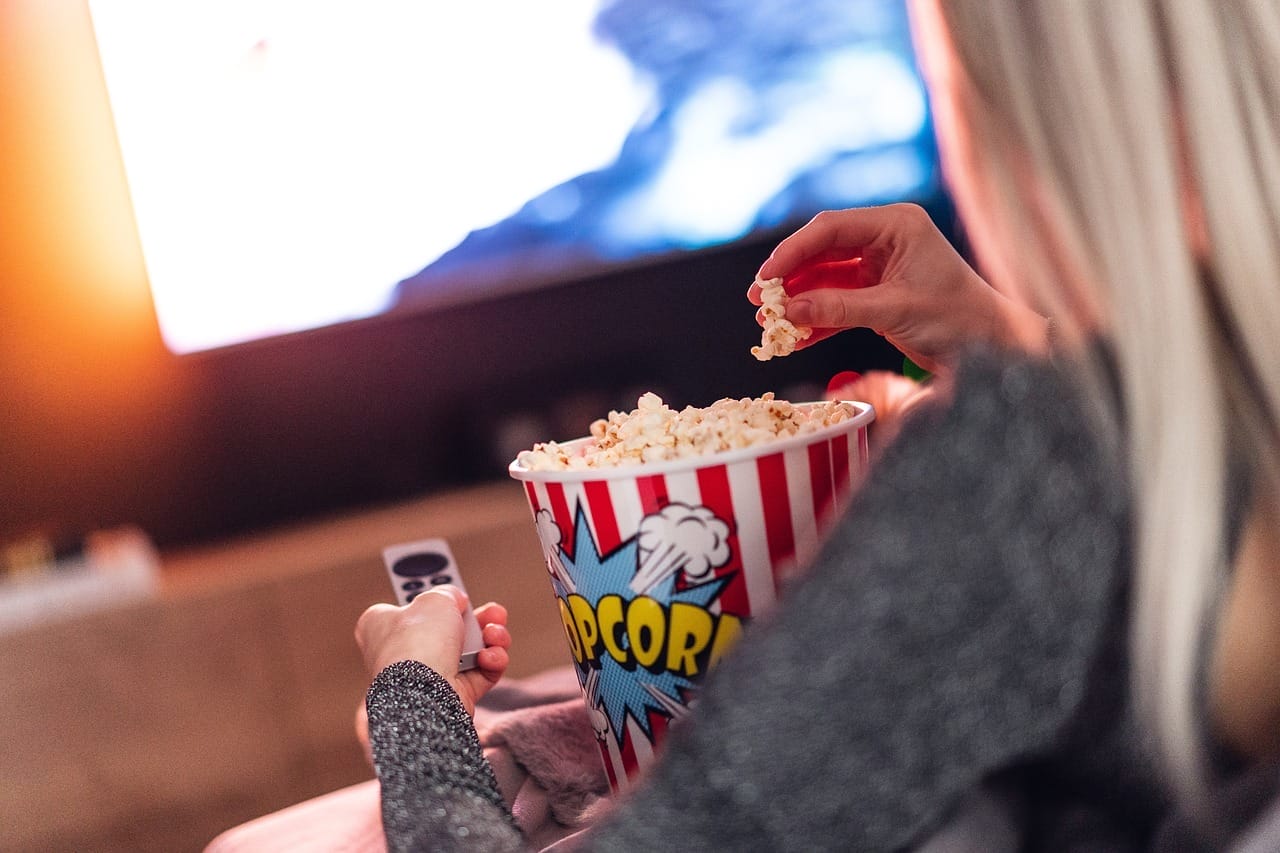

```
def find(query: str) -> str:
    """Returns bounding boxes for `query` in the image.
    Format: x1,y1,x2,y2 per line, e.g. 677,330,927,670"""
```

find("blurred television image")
88,0,937,355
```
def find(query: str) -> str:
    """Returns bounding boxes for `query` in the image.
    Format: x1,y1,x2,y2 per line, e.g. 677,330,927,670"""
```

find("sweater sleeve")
584,350,1134,851
366,661,525,853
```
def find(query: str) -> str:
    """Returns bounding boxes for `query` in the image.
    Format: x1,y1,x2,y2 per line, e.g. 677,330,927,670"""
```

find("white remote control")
381,538,485,672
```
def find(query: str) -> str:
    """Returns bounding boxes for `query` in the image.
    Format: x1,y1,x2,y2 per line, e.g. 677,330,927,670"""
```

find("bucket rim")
508,399,875,484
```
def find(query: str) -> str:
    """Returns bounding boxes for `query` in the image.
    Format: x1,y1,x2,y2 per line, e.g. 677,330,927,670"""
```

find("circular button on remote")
391,552,450,577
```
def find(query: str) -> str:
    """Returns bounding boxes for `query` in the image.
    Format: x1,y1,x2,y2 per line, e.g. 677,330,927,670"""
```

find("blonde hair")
915,0,1280,801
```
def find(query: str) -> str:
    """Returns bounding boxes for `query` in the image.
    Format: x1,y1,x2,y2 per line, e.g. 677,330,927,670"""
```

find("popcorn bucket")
508,401,874,792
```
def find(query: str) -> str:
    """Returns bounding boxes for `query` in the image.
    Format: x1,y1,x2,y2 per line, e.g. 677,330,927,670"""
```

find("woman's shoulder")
873,344,1125,515
941,344,1107,443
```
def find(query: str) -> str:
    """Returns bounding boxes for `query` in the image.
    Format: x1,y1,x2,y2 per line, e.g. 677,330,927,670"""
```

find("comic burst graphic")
551,506,729,746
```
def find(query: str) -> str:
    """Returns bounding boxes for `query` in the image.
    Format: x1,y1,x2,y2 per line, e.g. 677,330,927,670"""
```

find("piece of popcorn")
517,392,858,470
750,276,812,361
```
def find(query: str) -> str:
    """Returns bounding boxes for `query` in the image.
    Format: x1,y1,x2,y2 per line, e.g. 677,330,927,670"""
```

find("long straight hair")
914,0,1280,801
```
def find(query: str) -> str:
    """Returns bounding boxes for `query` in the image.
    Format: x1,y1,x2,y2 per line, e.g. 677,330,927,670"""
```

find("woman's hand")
749,203,1047,374
355,586,512,717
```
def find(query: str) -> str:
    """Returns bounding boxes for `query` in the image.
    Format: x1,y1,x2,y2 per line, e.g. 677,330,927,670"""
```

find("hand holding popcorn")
749,203,1049,373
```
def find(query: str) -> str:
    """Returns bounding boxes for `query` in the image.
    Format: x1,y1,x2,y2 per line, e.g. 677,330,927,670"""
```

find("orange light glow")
1,0,156,344
0,0,195,473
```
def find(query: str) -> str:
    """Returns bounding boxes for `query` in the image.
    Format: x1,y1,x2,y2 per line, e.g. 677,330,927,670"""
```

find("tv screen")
88,0,938,355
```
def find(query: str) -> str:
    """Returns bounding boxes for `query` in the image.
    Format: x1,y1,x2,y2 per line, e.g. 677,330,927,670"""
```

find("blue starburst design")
552,506,728,746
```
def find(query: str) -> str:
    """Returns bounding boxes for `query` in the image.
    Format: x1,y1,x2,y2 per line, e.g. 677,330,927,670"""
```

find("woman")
356,1,1280,849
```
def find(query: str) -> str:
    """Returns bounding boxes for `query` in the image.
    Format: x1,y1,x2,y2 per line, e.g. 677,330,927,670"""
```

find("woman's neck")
1209,482,1280,761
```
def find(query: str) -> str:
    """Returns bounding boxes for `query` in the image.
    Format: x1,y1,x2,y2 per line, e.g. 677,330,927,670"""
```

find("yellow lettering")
627,596,666,669
665,602,714,677
707,613,743,669
558,597,583,664
558,594,747,678
568,594,601,663
596,594,629,665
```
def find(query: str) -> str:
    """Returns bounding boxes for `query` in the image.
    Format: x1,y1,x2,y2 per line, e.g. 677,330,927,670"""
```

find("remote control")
381,538,485,672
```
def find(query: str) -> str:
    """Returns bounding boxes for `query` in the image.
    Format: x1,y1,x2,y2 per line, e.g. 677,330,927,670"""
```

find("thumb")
788,285,895,332
420,584,468,612
402,584,468,629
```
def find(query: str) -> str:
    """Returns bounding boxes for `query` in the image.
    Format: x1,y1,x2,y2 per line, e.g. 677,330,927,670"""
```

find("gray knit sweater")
367,350,1163,851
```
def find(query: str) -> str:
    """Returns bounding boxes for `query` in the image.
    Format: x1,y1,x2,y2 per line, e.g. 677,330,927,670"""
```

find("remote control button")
430,574,453,586
401,580,425,591
405,591,421,602
391,552,450,577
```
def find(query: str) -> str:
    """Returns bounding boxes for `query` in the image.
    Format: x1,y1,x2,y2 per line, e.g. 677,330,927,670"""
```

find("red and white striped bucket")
508,400,874,792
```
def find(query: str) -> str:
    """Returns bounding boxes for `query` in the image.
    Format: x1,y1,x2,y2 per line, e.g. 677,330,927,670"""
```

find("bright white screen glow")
88,0,651,353
602,50,926,246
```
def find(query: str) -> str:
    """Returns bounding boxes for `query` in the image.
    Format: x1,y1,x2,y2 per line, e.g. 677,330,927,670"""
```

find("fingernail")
787,299,812,324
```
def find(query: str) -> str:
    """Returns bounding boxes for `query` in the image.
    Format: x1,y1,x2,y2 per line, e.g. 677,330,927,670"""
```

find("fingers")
477,615,512,677
791,327,838,350
476,603,511,657
476,609,511,683
750,252,869,308
470,632,510,691
413,584,468,613
482,621,511,649
473,601,508,628
758,204,920,280
396,586,468,634
787,284,896,333
475,646,510,676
